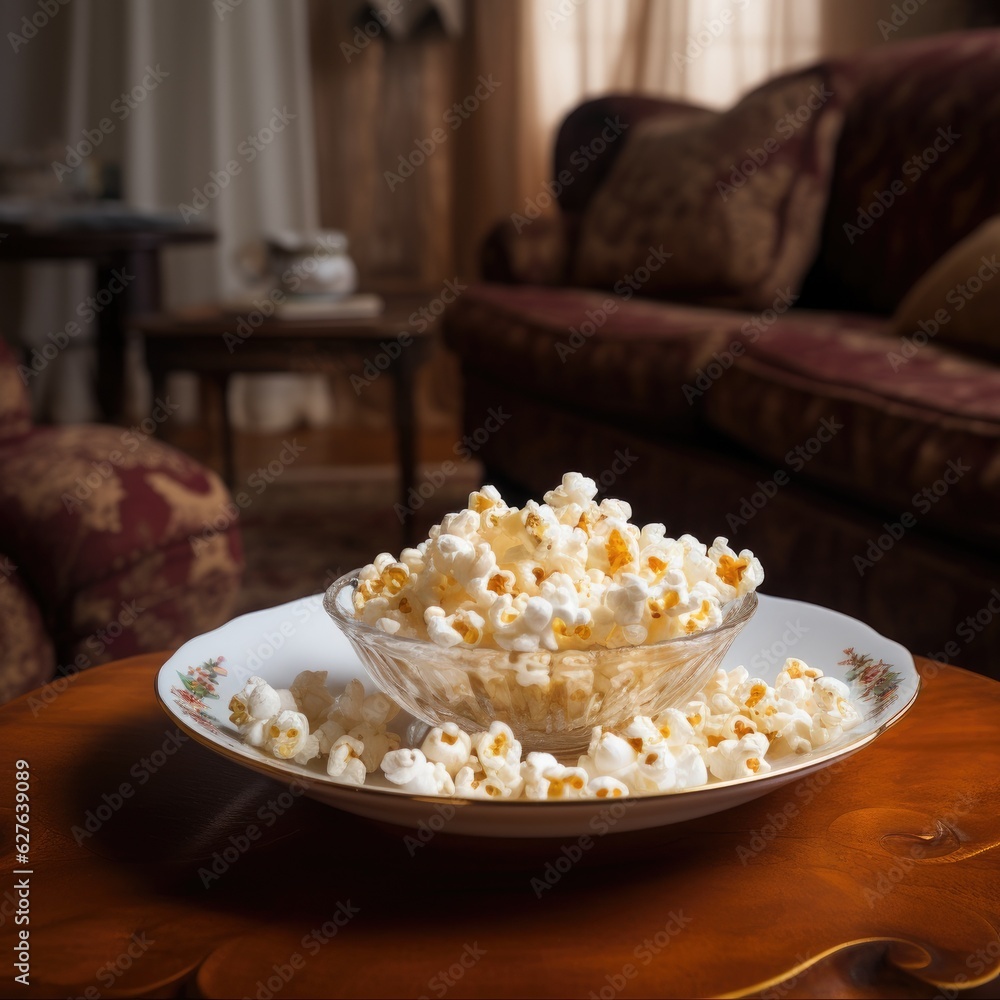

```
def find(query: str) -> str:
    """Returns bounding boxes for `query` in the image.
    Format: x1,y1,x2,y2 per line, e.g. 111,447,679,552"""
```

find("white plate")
155,594,918,838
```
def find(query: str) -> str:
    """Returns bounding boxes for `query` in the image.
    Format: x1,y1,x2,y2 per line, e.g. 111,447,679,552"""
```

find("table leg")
393,355,418,547
149,362,168,438
200,373,234,487
96,249,161,423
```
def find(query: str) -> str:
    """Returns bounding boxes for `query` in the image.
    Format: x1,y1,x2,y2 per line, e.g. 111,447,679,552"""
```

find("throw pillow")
892,215,1000,358
572,66,849,310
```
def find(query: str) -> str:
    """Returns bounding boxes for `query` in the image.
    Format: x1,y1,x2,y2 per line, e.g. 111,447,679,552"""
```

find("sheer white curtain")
531,0,822,155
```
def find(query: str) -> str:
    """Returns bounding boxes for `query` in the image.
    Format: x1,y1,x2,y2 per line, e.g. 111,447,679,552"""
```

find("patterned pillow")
573,66,850,310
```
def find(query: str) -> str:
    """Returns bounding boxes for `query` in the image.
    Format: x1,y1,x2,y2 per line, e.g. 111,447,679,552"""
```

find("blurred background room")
1,0,998,700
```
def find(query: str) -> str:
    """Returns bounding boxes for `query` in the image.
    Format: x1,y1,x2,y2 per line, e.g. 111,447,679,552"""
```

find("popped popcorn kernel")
235,654,861,802
345,473,763,653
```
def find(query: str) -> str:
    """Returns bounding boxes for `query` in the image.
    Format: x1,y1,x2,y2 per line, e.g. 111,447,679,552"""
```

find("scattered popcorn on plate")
350,472,763,652
229,657,861,800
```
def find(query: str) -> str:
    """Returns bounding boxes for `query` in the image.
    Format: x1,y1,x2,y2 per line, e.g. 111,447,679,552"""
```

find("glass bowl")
324,570,757,754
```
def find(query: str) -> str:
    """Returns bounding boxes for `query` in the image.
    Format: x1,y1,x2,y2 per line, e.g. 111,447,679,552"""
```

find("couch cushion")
701,313,1000,547
891,215,1000,360
552,95,712,214
0,338,33,441
572,63,851,310
0,425,243,660
443,283,755,432
801,30,1000,314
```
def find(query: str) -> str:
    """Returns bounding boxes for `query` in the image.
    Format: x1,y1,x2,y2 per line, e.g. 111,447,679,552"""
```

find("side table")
135,299,434,525
1,653,998,998
0,223,215,422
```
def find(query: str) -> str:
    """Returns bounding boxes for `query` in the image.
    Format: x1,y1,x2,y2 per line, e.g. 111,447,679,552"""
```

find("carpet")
234,466,482,616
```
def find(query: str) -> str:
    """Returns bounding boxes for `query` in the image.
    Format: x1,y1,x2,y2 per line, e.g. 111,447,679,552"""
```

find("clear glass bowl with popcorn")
324,473,762,753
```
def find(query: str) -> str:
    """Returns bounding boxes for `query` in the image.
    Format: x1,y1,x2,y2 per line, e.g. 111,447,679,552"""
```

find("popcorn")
289,670,335,726
229,675,297,740
348,722,400,773
264,710,310,760
327,735,366,785
455,764,515,799
521,752,589,800
705,733,772,781
422,723,474,776
346,474,764,652
474,722,523,787
381,749,456,796
588,776,630,799
235,658,861,804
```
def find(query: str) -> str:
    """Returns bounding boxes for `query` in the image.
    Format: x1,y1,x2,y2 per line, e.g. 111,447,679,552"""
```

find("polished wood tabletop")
1,654,998,999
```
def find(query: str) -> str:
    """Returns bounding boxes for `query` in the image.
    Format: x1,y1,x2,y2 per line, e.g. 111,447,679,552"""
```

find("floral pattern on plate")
840,647,902,717
171,656,227,734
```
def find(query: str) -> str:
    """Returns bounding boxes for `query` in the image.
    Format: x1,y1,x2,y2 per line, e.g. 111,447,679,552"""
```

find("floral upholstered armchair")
0,338,243,702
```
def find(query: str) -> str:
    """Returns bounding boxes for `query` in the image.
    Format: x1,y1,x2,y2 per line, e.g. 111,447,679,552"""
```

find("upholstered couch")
444,30,1000,679
0,338,243,701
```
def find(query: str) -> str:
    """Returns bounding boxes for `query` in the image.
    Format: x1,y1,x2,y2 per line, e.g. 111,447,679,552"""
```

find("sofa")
444,30,1000,679
0,337,243,701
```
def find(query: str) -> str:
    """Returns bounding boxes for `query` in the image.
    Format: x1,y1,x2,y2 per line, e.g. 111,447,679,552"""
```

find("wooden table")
0,223,215,422
2,654,998,999
135,300,433,516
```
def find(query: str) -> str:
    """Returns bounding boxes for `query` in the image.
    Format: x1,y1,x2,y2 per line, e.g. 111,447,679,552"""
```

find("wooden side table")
0,223,215,422
1,653,998,998
135,299,434,520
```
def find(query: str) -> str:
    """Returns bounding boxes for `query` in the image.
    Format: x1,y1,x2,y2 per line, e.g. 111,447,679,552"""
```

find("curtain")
1,0,326,431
